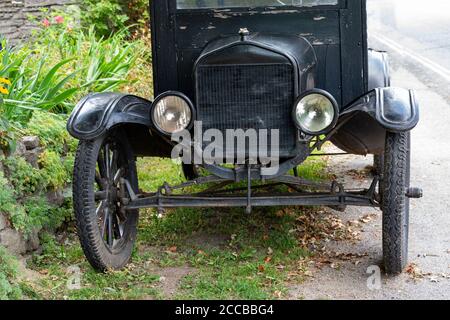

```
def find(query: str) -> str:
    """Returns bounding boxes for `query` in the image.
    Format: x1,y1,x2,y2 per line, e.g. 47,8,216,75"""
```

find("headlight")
293,90,339,135
151,92,194,135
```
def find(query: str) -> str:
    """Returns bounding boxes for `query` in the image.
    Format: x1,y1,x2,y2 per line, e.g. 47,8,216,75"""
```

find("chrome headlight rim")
151,91,196,136
292,89,339,136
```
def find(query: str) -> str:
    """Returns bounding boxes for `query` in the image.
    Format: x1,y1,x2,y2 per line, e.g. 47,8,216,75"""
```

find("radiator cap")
239,28,250,41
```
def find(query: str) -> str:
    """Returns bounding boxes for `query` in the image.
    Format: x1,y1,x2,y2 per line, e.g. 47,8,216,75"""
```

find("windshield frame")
175,0,345,12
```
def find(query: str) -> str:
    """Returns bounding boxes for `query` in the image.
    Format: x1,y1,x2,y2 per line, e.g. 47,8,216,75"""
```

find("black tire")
382,132,411,274
73,129,139,271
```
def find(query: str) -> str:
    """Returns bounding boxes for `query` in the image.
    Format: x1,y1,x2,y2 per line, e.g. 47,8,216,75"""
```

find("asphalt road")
290,0,450,300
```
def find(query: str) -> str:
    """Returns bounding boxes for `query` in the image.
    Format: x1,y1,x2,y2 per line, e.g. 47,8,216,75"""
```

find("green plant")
4,157,44,195
0,116,15,153
39,150,71,190
0,171,21,218
122,0,151,37
25,112,75,154
1,15,144,124
0,40,79,122
81,0,129,38
0,246,23,300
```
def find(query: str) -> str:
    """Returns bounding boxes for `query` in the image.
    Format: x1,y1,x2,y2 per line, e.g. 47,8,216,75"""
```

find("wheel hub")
106,182,119,204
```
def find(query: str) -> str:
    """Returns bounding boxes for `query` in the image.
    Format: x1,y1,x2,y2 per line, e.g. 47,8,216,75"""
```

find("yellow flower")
0,86,9,95
0,77,11,85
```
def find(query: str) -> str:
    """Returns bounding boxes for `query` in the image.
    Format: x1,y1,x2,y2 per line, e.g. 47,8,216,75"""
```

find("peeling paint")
261,10,301,15
213,12,231,19
314,16,326,21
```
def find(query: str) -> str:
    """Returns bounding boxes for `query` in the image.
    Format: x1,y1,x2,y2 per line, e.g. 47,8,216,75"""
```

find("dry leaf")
267,247,274,256
264,256,272,264
348,220,360,227
273,291,283,298
330,263,340,270
258,265,266,272
168,246,177,253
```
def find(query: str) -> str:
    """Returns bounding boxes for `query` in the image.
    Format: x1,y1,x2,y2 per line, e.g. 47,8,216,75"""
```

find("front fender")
331,87,419,155
67,93,152,140
342,87,419,132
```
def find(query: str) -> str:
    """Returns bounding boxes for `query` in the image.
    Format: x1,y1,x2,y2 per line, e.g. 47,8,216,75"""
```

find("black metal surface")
125,193,377,210
121,172,380,211
368,49,391,90
151,0,368,107
196,63,296,156
67,93,152,140
332,88,420,155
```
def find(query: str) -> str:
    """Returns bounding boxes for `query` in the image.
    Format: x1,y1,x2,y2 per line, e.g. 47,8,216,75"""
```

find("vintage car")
67,0,422,274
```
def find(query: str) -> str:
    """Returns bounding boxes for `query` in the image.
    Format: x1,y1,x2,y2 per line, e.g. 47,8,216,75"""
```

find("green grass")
19,156,331,300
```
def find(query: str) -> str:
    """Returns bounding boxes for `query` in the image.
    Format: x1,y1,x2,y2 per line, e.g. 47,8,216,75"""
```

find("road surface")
289,0,450,300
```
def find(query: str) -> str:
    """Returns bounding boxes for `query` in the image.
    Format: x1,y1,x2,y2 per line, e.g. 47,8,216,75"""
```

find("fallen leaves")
168,246,177,253
406,263,425,278
360,213,378,224
404,263,448,283
273,290,283,299
313,252,368,269
347,168,371,180
295,210,362,250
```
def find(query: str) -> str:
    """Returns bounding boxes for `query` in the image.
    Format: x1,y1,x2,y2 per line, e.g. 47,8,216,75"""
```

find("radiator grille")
196,63,296,156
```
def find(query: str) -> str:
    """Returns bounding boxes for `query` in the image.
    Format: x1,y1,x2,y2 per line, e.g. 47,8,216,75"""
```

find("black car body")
67,0,422,274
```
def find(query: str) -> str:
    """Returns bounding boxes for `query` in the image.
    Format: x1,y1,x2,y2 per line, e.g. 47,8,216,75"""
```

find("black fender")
67,93,152,140
332,87,419,155
368,49,390,90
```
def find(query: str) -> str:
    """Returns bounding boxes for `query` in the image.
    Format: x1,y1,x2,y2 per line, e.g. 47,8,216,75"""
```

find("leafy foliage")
0,112,74,236
0,246,23,300
79,0,150,38
0,12,144,125
80,0,129,38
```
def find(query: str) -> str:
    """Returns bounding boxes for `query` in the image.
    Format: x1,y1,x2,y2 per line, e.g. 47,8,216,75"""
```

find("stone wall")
0,0,77,45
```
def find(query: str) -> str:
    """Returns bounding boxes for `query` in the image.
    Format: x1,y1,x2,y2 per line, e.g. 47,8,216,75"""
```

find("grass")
16,156,332,300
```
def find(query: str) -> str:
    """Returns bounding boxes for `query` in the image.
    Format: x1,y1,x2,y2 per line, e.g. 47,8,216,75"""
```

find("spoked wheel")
73,129,139,271
381,131,411,275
